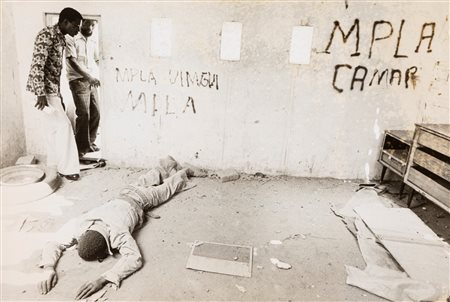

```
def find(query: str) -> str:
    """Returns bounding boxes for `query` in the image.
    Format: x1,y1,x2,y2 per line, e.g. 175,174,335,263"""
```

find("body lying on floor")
37,156,204,300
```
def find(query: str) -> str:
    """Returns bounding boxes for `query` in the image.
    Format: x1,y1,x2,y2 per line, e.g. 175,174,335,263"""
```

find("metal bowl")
0,165,46,186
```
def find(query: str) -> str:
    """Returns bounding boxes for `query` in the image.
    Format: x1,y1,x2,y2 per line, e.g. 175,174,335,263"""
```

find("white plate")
0,165,45,186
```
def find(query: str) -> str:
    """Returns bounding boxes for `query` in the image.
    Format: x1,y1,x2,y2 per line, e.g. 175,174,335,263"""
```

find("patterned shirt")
26,24,66,96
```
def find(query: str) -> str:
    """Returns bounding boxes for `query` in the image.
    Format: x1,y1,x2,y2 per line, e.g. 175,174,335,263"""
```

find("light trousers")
43,95,80,175
120,169,188,211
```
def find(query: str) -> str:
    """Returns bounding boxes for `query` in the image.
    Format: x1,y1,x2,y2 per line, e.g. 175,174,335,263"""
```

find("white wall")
5,1,449,179
1,4,26,167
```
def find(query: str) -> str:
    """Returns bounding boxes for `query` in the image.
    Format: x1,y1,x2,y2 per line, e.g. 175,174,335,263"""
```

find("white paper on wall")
151,18,172,57
220,22,242,61
289,26,314,65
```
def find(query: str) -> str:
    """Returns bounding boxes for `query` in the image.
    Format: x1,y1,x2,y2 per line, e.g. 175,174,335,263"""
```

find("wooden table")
379,130,414,197
404,124,450,212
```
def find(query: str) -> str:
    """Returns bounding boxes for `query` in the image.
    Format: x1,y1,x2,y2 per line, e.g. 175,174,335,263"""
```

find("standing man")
66,19,101,157
27,7,82,181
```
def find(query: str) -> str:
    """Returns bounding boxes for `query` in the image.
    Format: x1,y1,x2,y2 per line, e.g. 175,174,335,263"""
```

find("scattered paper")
334,191,450,300
270,240,282,245
186,241,252,277
235,284,247,293
346,264,443,302
270,258,292,270
276,261,292,270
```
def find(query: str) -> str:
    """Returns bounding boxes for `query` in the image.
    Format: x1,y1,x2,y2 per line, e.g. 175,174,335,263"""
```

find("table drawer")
413,149,450,182
408,167,450,208
381,152,406,175
418,130,450,157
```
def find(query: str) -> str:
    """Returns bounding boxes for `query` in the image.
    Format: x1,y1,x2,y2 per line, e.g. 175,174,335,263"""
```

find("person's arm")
74,276,109,300
74,233,143,300
29,30,51,110
67,57,100,86
38,219,78,294
66,37,100,86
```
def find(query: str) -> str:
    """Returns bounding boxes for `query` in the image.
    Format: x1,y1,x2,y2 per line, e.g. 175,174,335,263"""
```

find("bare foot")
159,156,181,176
182,163,208,177
180,167,194,177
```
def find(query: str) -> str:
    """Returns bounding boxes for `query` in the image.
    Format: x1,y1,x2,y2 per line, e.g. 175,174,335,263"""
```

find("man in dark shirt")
26,7,83,181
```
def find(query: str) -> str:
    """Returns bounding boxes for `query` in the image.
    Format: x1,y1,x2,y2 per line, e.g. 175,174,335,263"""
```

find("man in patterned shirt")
26,7,83,181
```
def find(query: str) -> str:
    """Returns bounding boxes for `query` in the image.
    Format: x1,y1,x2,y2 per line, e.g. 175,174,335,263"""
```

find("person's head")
78,230,109,261
58,7,82,37
80,19,96,37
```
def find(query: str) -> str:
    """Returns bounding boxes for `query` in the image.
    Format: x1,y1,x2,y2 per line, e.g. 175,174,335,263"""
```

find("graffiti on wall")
321,19,436,93
115,67,219,114
169,70,219,90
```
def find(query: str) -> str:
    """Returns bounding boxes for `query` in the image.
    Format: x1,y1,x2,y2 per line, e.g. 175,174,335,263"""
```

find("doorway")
44,13,103,159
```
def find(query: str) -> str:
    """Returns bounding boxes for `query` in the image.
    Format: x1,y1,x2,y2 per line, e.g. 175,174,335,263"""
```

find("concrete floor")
2,166,449,301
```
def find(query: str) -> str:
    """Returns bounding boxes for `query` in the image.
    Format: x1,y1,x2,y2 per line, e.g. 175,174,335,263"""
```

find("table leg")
399,182,405,199
407,190,414,207
380,166,387,183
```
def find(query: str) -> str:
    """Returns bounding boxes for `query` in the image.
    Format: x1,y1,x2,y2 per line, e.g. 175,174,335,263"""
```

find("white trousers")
43,95,80,175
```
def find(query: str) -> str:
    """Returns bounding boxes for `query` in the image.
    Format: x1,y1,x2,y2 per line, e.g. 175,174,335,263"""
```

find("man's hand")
35,95,48,110
75,276,108,300
87,76,101,88
92,78,101,87
38,267,57,295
